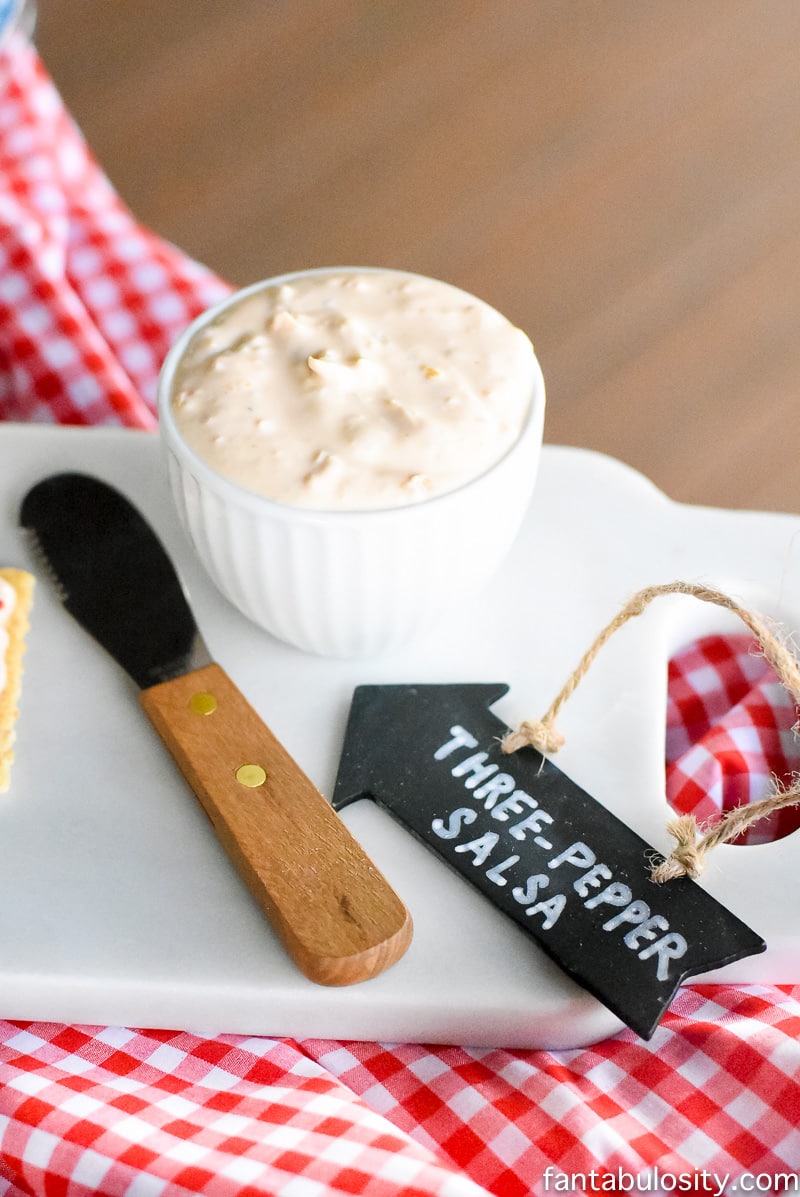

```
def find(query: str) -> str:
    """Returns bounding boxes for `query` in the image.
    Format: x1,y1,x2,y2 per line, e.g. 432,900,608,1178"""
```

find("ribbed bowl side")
158,267,546,659
167,462,409,656
163,378,543,658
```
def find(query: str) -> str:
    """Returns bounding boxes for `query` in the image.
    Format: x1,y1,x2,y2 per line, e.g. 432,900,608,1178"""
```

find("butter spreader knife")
20,472,412,986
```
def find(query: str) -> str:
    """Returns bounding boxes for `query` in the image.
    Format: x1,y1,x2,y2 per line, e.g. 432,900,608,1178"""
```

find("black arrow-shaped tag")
332,684,766,1039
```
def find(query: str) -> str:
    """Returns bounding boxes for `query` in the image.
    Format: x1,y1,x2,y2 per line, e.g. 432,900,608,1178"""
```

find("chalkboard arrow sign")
332,683,766,1040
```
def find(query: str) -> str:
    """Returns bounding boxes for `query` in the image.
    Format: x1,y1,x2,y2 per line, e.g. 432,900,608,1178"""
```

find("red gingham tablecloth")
2,31,800,1197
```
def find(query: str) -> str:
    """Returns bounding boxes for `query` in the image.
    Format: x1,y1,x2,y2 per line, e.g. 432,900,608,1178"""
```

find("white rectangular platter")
2,424,800,1049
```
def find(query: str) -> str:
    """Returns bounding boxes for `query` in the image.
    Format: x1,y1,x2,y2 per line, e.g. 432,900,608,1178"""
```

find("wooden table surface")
34,0,800,514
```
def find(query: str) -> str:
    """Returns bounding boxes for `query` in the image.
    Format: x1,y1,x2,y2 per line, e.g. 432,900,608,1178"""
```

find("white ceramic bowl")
157,268,546,658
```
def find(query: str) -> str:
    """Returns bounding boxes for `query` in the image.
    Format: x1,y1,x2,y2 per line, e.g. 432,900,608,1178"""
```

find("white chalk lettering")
638,933,688,981
512,874,550,905
573,862,613,898
473,773,516,809
624,914,669,949
432,807,477,840
451,752,499,789
548,842,596,871
442,745,557,842
509,808,554,841
525,894,566,929
454,830,499,866
491,790,538,822
485,854,520,886
584,881,632,911
432,733,694,983
434,726,479,760
602,899,651,932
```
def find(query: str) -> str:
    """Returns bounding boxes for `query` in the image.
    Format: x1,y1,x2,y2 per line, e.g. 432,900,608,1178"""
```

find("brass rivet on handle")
236,763,267,788
189,691,218,715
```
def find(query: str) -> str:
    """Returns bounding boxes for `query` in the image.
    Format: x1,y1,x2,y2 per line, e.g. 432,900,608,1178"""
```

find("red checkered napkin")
0,1026,494,1197
0,32,230,428
2,986,800,1197
667,633,800,844
2,29,800,1197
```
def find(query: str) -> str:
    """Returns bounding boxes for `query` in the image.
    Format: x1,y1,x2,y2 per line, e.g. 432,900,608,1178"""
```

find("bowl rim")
157,265,546,524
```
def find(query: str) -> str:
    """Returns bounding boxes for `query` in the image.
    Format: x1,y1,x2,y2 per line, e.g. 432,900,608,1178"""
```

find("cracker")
0,568,35,794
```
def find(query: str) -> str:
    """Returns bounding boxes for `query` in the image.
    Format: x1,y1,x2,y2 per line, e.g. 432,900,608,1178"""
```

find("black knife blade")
21,472,210,688
20,472,412,987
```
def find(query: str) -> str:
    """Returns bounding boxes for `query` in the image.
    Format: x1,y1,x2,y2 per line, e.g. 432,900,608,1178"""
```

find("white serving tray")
2,424,799,1049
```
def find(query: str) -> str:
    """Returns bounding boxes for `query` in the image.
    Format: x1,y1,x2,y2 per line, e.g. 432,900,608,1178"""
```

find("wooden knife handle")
140,663,412,986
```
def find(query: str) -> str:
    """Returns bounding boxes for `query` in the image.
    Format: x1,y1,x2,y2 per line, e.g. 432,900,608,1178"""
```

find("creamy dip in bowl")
158,267,545,657
170,269,536,511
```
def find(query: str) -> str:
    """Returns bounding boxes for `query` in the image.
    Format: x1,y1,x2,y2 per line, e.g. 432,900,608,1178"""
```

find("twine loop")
502,581,800,883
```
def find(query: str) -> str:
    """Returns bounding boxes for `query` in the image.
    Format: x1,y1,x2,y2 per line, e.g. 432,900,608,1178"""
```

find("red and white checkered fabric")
666,634,800,845
2,30,800,1197
0,32,230,428
2,990,800,1197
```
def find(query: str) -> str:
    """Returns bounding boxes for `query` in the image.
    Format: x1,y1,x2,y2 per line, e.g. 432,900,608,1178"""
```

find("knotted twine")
500,581,800,883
